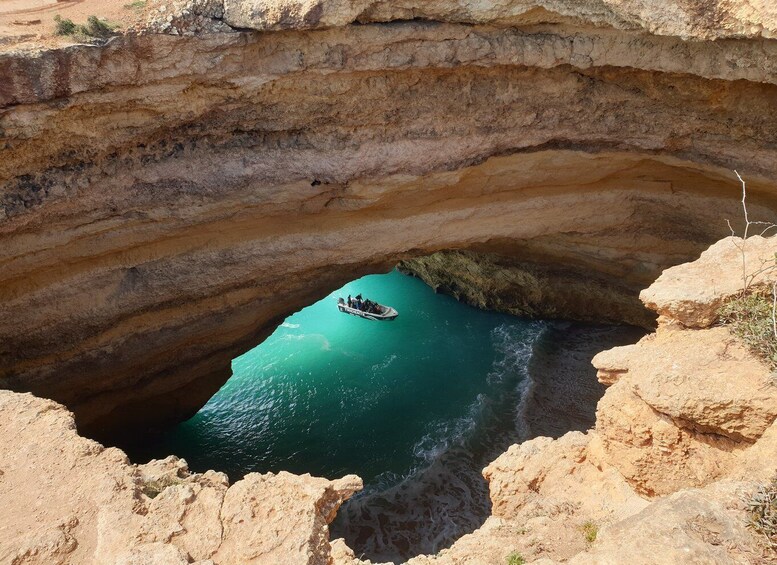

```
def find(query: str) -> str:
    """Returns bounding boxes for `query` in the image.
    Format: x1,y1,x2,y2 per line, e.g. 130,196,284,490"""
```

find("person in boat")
347,294,352,308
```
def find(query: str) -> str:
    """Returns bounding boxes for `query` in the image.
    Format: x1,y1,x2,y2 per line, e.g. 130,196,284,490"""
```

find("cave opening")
121,263,646,563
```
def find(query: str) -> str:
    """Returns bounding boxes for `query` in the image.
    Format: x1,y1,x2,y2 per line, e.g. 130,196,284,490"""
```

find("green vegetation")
53,14,117,40
53,15,77,36
746,476,777,551
506,552,525,565
123,1,147,10
83,15,116,38
719,290,777,370
581,520,598,543
139,475,183,499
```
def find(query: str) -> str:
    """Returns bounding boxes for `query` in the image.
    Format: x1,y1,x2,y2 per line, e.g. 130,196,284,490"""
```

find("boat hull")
338,304,398,321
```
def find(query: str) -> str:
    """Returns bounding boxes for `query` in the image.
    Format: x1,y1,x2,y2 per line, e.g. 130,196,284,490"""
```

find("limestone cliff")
399,249,656,328
2,236,775,564
3,0,777,436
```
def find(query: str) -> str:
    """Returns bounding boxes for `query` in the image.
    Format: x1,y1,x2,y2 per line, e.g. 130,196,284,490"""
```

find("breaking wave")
331,321,547,563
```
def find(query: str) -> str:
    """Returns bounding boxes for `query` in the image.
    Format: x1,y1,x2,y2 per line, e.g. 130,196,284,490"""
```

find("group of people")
345,294,382,314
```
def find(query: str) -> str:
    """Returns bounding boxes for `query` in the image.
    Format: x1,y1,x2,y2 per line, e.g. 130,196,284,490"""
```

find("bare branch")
733,170,749,292
726,218,736,238
759,224,777,237
728,171,776,294
735,170,749,240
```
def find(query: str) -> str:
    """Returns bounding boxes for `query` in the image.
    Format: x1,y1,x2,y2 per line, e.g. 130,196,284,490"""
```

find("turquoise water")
130,269,546,561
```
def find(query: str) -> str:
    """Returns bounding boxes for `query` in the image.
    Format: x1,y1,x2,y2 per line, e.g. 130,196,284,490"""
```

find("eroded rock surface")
566,480,771,565
601,325,776,442
200,0,777,39
400,250,656,327
0,390,361,565
3,1,777,435
642,235,777,328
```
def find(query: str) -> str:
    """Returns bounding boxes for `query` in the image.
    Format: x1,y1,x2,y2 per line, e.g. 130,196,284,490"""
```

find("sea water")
130,269,546,562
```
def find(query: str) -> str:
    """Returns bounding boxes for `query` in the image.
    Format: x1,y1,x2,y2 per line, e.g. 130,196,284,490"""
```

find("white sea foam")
279,332,331,351
333,321,551,563
411,394,485,463
333,449,491,563
280,322,300,329
487,322,548,440
487,322,545,384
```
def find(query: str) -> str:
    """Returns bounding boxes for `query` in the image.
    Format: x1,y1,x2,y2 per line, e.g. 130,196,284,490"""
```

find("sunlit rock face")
2,1,777,436
0,390,362,565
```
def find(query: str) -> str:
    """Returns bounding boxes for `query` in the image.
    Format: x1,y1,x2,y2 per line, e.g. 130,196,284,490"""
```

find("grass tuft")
581,520,598,543
506,552,525,565
81,15,116,38
53,14,117,40
719,290,777,370
139,475,183,499
53,15,77,36
124,0,147,9
746,476,777,551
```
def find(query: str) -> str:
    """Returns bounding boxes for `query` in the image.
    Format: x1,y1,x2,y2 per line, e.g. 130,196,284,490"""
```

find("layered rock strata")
214,0,777,39
3,0,777,435
400,251,657,327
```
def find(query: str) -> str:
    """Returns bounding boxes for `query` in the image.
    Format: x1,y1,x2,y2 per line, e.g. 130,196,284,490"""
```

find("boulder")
568,481,767,565
594,326,777,442
641,236,777,328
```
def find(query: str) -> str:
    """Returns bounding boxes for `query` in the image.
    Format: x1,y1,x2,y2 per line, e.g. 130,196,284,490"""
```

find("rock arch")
2,10,777,437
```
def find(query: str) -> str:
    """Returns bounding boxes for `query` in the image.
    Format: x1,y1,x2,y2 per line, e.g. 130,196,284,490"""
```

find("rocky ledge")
0,389,362,564
1,236,775,564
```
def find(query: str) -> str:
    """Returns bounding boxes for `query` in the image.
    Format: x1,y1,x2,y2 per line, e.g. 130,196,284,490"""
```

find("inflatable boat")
337,298,398,321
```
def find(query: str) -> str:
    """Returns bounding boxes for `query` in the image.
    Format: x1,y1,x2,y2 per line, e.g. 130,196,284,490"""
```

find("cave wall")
3,7,777,436
400,248,659,328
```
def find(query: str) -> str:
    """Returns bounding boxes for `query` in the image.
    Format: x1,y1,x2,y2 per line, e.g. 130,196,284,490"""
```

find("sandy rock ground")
0,390,361,564
641,236,777,328
0,0,156,51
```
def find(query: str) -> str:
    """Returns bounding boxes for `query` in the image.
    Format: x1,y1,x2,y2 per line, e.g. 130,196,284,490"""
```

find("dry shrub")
719,289,777,370
746,476,777,552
